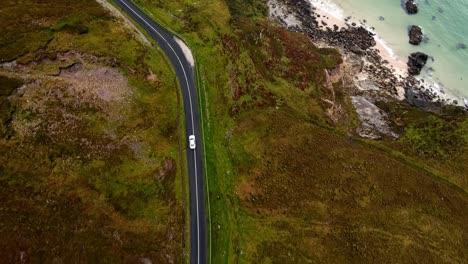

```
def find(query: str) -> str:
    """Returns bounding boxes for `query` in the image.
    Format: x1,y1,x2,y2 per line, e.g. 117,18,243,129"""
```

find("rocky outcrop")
351,96,399,139
405,83,442,109
408,25,423,45
407,52,428,75
405,0,418,14
268,0,302,29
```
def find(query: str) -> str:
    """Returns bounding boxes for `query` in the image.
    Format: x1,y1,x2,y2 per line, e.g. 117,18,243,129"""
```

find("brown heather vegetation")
0,0,183,262
233,109,467,263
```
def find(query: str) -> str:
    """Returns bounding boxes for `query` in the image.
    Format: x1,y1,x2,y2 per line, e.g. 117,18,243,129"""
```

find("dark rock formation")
405,84,442,109
409,25,423,45
405,0,418,14
407,52,428,75
349,45,365,55
456,43,467,50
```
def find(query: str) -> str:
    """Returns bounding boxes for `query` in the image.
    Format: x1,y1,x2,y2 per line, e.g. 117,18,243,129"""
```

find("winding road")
112,0,207,263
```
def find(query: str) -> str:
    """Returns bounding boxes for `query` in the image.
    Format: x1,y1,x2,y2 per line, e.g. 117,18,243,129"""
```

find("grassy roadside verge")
104,1,193,262
175,73,190,264
195,60,233,264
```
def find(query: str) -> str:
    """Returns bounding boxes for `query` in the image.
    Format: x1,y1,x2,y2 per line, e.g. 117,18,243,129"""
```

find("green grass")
0,75,23,96
0,75,23,136
126,1,347,262
0,0,109,63
402,115,465,158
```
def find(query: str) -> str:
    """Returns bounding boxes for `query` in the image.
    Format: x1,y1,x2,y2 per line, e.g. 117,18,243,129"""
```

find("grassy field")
0,0,185,262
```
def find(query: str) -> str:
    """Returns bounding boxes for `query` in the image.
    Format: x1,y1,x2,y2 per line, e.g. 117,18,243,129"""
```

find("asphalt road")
112,0,207,263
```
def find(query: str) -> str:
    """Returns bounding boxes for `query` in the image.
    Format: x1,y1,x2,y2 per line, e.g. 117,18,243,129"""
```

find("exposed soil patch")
60,65,131,103
237,175,262,201
3,52,133,160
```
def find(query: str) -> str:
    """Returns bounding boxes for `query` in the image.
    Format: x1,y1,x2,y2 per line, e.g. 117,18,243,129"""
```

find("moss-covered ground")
0,0,184,262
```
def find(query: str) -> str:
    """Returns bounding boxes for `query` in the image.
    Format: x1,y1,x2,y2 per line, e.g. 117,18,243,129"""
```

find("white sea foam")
376,38,395,58
308,0,344,20
417,75,462,105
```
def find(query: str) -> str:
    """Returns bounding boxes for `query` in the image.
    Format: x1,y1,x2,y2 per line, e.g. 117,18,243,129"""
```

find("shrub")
402,115,466,158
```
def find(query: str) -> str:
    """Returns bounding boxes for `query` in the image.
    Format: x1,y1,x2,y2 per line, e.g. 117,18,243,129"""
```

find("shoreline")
309,0,465,107
269,0,465,109
270,0,411,103
267,0,467,139
313,6,408,78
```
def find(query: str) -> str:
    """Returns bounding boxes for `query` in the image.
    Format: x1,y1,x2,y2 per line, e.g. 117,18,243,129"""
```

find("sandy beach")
313,6,407,77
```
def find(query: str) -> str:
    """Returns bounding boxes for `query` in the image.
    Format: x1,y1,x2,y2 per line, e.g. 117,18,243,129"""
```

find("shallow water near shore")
309,0,468,103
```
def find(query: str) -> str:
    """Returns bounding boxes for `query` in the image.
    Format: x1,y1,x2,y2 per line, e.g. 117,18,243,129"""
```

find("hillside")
0,0,184,262
133,0,468,263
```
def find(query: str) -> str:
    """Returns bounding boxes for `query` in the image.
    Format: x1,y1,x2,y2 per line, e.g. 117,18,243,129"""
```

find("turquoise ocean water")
309,0,468,103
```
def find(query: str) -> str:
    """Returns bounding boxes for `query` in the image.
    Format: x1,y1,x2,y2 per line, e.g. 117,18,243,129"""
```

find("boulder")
405,0,418,14
456,43,467,50
407,52,429,75
349,45,365,55
409,25,423,45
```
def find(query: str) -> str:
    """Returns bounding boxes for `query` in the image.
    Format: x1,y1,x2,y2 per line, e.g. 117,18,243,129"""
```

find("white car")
189,135,196,149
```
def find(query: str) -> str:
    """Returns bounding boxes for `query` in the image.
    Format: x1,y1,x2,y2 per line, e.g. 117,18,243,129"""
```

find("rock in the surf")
408,52,429,75
405,0,418,14
409,25,423,45
456,43,467,50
